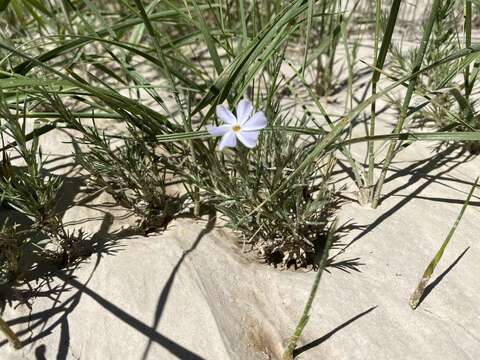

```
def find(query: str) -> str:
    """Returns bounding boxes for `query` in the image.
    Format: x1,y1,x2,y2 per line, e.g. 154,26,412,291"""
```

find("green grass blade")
239,0,248,46
373,0,443,208
368,0,400,196
410,177,479,310
7,5,218,76
464,0,473,97
190,0,224,75
302,0,314,76
156,128,480,145
282,220,336,359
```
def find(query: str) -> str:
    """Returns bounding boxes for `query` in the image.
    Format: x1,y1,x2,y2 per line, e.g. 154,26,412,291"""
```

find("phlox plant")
2,0,480,356
0,98,90,266
65,111,184,234
181,98,338,268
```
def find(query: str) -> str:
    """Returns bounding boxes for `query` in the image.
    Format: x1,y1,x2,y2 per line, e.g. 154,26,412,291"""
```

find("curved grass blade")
7,5,218,76
0,41,180,135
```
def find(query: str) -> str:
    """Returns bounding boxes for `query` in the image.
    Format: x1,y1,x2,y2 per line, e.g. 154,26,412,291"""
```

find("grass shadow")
415,247,470,308
293,306,377,358
337,148,477,256
141,208,217,360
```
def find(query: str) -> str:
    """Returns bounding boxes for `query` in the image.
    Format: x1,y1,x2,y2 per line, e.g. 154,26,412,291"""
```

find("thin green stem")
366,0,383,203
367,0,401,204
302,0,314,77
410,177,479,309
464,0,472,98
372,0,441,208
239,0,248,47
282,221,336,360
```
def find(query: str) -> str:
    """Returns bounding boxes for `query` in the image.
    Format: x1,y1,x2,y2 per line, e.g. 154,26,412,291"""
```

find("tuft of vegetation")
181,99,338,268
388,0,480,154
69,116,184,234
0,100,90,266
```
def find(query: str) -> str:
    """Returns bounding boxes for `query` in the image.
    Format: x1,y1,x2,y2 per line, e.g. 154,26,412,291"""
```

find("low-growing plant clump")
388,0,480,153
0,0,479,357
0,108,90,267
181,99,338,267
69,117,184,233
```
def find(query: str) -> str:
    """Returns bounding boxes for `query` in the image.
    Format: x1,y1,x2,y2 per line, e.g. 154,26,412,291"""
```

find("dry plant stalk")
0,315,21,349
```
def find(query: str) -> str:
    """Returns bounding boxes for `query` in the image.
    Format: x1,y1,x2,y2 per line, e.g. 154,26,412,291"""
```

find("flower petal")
216,105,236,124
236,99,253,124
206,124,231,136
218,131,237,150
242,111,267,131
236,130,260,148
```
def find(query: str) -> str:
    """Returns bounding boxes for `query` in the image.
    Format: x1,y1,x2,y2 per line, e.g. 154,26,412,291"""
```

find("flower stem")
193,186,200,218
282,220,336,360
0,315,21,350
367,0,401,204
464,0,472,98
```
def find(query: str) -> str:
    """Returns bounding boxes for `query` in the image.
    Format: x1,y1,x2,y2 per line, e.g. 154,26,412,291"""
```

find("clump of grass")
0,103,89,265
28,87,185,234
0,221,25,286
386,0,480,154
181,100,338,268
71,119,184,234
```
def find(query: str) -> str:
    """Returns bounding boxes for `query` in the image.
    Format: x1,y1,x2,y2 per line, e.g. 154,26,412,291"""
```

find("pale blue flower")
207,99,267,150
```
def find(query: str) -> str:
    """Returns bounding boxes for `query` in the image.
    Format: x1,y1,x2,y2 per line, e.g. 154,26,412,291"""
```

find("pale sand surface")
2,9,480,356
0,127,479,360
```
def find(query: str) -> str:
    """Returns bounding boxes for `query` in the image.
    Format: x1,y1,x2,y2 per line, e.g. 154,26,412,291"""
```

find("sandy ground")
1,5,480,358
0,116,479,360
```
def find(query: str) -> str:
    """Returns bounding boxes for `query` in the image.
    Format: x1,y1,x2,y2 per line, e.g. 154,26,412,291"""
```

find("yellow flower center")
232,124,241,133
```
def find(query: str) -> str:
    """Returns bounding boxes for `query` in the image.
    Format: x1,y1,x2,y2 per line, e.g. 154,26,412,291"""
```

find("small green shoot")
409,176,479,310
282,220,336,360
